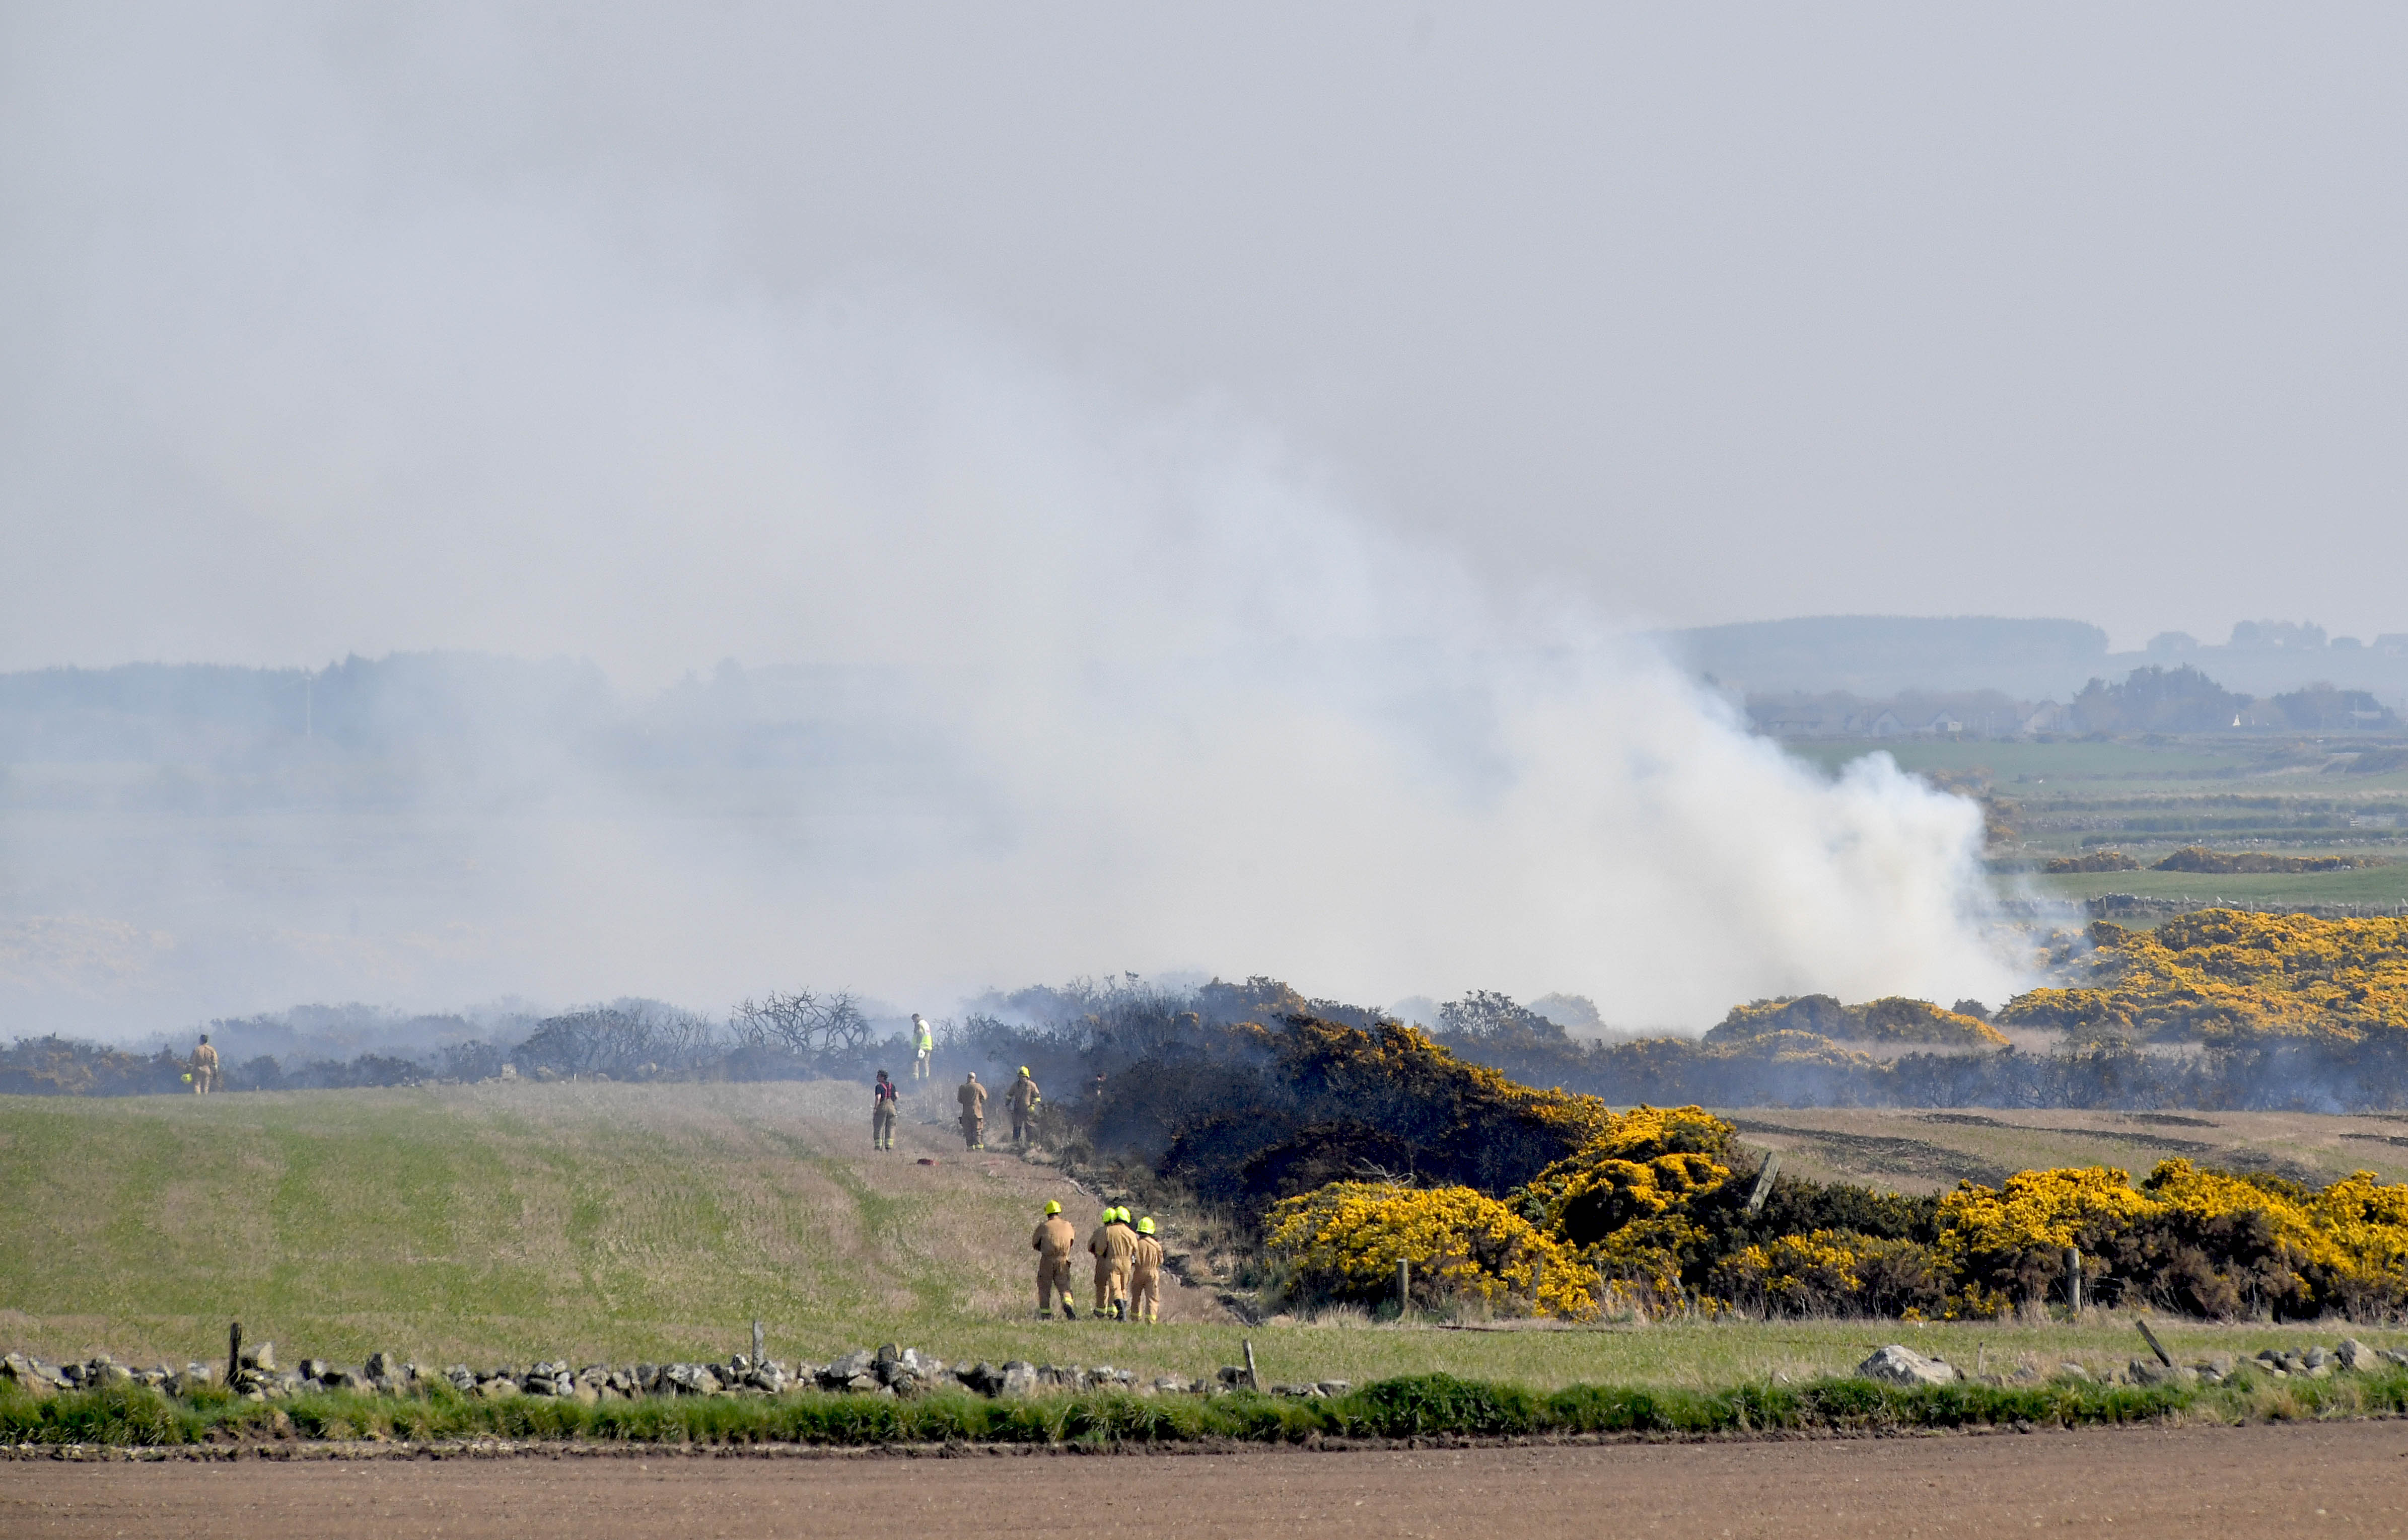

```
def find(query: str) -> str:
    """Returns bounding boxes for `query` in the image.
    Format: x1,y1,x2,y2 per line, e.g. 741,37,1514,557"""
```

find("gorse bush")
1938,1158,2408,1321
1264,1183,1594,1318
1708,996,2008,1049
2003,911,2408,1045
1264,1099,2408,1323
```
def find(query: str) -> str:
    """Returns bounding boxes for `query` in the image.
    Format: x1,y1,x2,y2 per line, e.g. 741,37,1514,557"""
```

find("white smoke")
0,8,2030,1031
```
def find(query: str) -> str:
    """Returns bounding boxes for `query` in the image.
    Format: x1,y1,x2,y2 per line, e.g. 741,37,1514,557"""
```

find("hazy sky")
6,3,2406,669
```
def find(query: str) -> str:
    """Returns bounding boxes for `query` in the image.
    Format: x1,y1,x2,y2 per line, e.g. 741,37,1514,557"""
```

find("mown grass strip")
6,1368,2402,1450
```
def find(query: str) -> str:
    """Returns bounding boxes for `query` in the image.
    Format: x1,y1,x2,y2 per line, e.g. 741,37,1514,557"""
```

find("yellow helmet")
1044,1200,1061,1215
1019,1066,1031,1076
1136,1217,1156,1234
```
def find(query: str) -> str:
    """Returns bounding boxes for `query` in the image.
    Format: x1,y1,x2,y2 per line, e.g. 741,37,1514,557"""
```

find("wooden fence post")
2065,1246,2082,1315
752,1319,764,1364
227,1321,242,1384
1397,1258,1410,1316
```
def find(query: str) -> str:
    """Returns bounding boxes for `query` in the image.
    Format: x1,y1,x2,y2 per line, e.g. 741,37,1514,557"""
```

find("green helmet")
1136,1216,1156,1234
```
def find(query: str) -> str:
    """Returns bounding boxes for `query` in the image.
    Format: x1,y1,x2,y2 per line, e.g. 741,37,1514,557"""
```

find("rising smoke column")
0,7,2030,1029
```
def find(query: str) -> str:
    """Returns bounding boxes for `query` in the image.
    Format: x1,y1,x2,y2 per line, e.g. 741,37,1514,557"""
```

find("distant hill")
1665,615,2408,707
1662,616,2110,698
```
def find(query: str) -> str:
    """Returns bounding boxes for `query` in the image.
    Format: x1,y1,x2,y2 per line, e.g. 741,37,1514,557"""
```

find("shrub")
2046,851,2141,873
1264,1182,1595,1317
2000,911,2408,1045
1707,995,2007,1048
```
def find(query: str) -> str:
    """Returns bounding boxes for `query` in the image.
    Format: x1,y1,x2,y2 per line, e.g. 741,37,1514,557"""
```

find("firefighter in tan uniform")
871,1069,900,1149
1089,1206,1139,1319
1006,1067,1041,1146
956,1072,987,1150
1128,1216,1164,1324
1031,1199,1079,1318
189,1034,219,1095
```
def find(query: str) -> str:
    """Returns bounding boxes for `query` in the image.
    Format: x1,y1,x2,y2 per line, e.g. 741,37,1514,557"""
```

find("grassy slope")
5,1084,2406,1391
1721,1107,2408,1195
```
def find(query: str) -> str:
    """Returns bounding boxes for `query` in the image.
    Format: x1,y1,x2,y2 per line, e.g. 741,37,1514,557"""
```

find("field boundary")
9,1367,2405,1451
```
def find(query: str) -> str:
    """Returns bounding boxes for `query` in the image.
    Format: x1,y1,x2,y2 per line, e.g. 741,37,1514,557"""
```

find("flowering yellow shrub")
1709,1230,1950,1318
2001,911,2408,1043
1939,1159,2408,1317
1264,1182,1596,1318
1709,995,2008,1048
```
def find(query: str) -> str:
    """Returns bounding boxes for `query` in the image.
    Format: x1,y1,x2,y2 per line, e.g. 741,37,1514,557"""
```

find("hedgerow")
7,1366,2366,1449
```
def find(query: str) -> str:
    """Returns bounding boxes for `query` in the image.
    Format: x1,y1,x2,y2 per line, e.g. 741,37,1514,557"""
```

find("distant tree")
2069,666,2247,734
729,989,871,1057
2271,682,2399,731
1436,991,1568,1045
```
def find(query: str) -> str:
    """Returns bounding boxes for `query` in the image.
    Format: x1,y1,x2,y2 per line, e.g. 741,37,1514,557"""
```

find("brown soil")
6,1423,2405,1538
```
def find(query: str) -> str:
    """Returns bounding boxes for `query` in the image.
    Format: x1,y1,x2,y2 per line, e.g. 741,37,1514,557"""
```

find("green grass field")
2031,866,2408,910
5,1083,2404,1396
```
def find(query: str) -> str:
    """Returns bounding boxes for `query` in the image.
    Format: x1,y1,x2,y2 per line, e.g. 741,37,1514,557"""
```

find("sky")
3,4,2394,1030
5,3,2406,666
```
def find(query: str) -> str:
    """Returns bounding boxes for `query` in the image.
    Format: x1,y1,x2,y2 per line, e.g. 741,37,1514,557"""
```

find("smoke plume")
0,6,2028,1033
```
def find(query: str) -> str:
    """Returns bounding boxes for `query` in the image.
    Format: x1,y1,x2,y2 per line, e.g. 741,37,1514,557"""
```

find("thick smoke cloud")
0,5,2028,1031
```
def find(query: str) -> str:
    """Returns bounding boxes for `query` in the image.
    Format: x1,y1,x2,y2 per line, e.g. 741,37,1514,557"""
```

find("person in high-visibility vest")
911,1014,935,1080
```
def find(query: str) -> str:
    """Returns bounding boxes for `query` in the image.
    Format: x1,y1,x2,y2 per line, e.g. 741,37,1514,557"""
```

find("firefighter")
911,1014,935,1079
1006,1066,1041,1145
871,1068,899,1150
1128,1216,1164,1324
1090,1206,1138,1319
956,1072,987,1149
190,1034,219,1095
1032,1199,1079,1318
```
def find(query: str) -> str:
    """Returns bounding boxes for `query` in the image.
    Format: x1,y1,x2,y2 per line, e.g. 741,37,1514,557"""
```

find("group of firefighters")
1031,1199,1162,1322
881,1022,1162,1322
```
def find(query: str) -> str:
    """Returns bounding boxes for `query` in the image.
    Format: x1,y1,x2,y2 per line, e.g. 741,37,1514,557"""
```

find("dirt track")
6,1424,2406,1539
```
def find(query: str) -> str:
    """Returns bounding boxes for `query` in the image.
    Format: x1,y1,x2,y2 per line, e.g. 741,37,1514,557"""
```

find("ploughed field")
6,1423,2407,1539
5,1083,2407,1396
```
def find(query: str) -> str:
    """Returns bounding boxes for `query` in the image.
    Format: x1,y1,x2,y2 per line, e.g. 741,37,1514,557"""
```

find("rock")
2335,1339,2375,1372
2,1354,56,1400
298,1359,329,1382
321,1368,355,1389
2302,1345,2329,1369
823,1350,876,1386
1217,1365,1249,1386
955,1362,1005,1397
477,1378,519,1399
1151,1375,1192,1395
2130,1360,2197,1388
844,1372,881,1392
364,1351,399,1380
1858,1346,1960,1388
1316,1380,1352,1398
999,1361,1037,1399
240,1342,276,1372
2381,1349,2408,1368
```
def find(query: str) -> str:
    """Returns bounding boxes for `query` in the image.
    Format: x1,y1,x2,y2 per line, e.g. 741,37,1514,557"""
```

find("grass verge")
7,1367,2403,1450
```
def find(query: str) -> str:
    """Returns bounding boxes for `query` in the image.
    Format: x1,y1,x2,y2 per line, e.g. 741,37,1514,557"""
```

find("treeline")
0,994,910,1097
1433,1017,2408,1115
